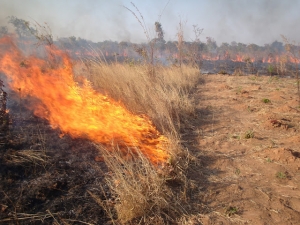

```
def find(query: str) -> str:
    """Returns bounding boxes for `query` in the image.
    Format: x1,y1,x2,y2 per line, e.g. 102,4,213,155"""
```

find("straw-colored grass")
93,145,186,224
76,61,199,223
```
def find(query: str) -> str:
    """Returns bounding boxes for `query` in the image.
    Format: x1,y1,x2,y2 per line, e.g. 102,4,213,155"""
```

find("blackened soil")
0,98,110,224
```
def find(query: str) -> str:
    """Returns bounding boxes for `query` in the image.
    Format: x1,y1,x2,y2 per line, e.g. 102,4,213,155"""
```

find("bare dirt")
187,74,300,224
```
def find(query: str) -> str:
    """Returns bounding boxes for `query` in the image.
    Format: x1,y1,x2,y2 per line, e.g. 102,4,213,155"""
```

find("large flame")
0,37,169,163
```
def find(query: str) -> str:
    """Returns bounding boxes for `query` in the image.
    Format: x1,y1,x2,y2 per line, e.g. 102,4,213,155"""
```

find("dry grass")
93,145,187,224
76,61,200,223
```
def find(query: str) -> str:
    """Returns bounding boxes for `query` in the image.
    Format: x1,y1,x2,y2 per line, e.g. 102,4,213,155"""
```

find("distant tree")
119,41,129,48
220,42,229,52
237,42,247,52
230,41,238,55
270,41,284,53
155,22,164,40
0,26,8,37
8,16,53,47
188,24,203,67
206,37,217,52
153,22,166,51
77,37,89,46
264,43,271,52
69,36,76,42
165,41,176,53
198,42,208,53
247,43,259,52
153,39,166,51
220,42,230,59
8,16,37,38
231,41,237,47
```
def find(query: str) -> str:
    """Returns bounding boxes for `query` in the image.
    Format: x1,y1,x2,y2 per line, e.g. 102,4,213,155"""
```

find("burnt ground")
199,59,297,76
0,93,111,224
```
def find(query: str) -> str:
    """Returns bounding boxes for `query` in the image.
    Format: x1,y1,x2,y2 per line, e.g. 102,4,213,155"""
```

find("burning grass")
76,61,199,134
80,61,199,223
0,36,175,164
0,36,200,224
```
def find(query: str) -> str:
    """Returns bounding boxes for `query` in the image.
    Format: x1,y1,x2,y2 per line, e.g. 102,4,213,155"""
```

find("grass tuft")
95,144,186,224
244,130,254,139
262,98,271,103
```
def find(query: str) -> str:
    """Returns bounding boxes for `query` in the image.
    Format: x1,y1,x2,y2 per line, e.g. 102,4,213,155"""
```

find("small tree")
188,24,203,68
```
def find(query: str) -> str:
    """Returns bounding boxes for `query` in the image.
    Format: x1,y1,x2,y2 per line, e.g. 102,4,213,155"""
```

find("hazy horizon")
1,0,300,45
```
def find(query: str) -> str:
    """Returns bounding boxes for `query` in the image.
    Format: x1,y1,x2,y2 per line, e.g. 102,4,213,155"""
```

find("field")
0,42,300,224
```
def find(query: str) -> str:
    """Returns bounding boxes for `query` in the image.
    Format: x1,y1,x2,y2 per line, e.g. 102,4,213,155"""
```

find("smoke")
206,0,300,45
0,0,299,45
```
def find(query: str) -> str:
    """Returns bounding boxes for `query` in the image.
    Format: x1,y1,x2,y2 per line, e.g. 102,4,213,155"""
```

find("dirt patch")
255,147,300,164
186,74,300,224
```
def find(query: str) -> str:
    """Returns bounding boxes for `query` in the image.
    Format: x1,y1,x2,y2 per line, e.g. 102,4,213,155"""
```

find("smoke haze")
0,0,299,45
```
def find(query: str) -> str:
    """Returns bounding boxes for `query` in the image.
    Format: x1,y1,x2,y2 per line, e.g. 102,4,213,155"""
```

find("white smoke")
0,0,299,45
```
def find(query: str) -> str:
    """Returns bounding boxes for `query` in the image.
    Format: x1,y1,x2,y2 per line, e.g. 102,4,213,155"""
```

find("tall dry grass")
78,60,200,224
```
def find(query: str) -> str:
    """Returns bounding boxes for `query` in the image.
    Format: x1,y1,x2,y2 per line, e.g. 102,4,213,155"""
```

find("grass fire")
1,1,300,224
0,36,169,164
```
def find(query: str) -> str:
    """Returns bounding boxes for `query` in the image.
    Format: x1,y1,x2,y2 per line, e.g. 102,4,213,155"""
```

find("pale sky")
0,0,300,45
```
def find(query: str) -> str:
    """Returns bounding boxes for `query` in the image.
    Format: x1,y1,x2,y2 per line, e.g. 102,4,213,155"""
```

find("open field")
1,1,300,224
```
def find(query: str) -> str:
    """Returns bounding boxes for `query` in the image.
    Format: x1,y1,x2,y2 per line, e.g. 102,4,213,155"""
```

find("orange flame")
231,55,243,62
0,37,169,163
